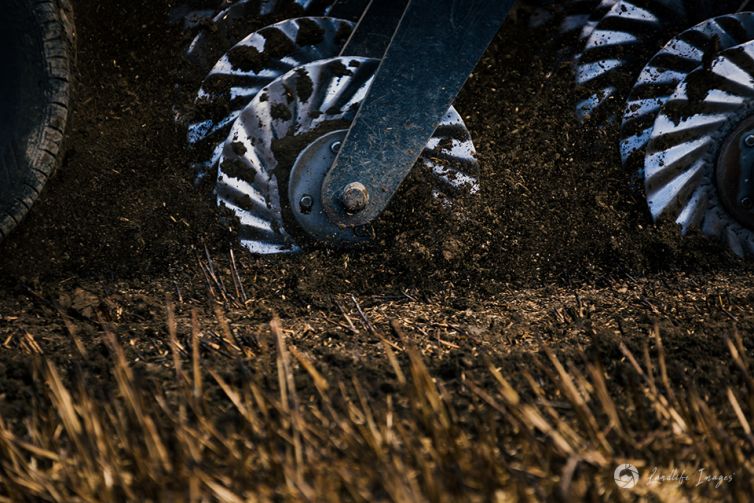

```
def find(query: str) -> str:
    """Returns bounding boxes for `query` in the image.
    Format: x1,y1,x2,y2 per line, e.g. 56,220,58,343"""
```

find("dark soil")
1,1,754,499
1,0,748,292
0,0,750,384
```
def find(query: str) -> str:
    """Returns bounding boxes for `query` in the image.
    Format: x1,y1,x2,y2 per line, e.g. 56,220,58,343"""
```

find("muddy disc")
188,16,353,181
186,0,336,72
216,57,479,254
644,40,754,256
574,0,741,121
621,12,754,171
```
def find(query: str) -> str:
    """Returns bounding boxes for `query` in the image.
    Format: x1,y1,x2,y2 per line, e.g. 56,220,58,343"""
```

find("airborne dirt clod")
1,0,754,500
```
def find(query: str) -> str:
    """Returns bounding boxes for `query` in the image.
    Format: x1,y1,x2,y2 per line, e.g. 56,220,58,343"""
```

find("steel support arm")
338,0,409,58
329,0,373,22
321,0,514,226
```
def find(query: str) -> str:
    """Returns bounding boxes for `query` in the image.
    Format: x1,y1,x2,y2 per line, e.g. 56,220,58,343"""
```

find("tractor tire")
0,0,75,240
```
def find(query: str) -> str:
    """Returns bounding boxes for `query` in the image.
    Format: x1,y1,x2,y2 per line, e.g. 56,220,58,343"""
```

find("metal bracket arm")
321,0,514,226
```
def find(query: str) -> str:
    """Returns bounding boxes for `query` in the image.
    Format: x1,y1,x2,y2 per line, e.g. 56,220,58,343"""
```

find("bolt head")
330,141,342,154
741,196,753,210
299,194,314,214
341,182,369,214
745,135,754,148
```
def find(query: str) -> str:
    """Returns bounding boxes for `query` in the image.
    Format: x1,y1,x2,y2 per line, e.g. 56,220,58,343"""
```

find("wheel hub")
716,116,754,230
288,129,369,243
216,56,478,254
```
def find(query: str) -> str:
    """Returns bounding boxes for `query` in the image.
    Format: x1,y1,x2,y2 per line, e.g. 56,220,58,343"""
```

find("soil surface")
1,0,754,499
2,0,749,289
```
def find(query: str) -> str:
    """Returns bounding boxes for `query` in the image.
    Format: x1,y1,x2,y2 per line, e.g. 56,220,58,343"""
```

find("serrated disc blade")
574,0,742,121
216,57,479,254
188,16,354,181
186,0,336,72
621,12,754,170
644,40,754,257
576,0,618,47
561,0,604,36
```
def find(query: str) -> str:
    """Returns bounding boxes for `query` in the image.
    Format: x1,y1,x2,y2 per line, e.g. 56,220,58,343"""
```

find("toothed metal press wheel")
180,0,503,255
217,57,479,254
175,0,754,259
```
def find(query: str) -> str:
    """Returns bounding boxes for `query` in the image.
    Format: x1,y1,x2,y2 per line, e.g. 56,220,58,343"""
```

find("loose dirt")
0,0,751,405
0,1,753,499
2,0,749,291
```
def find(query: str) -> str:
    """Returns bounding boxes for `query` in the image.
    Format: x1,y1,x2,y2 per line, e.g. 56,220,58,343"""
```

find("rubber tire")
0,0,75,241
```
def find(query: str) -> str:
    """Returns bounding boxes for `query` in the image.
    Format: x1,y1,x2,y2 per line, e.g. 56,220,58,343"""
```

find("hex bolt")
299,194,314,214
330,141,342,154
745,135,754,148
341,182,369,214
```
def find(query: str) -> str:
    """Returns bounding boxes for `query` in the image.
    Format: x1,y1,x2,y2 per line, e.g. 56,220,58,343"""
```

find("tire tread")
0,0,75,239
